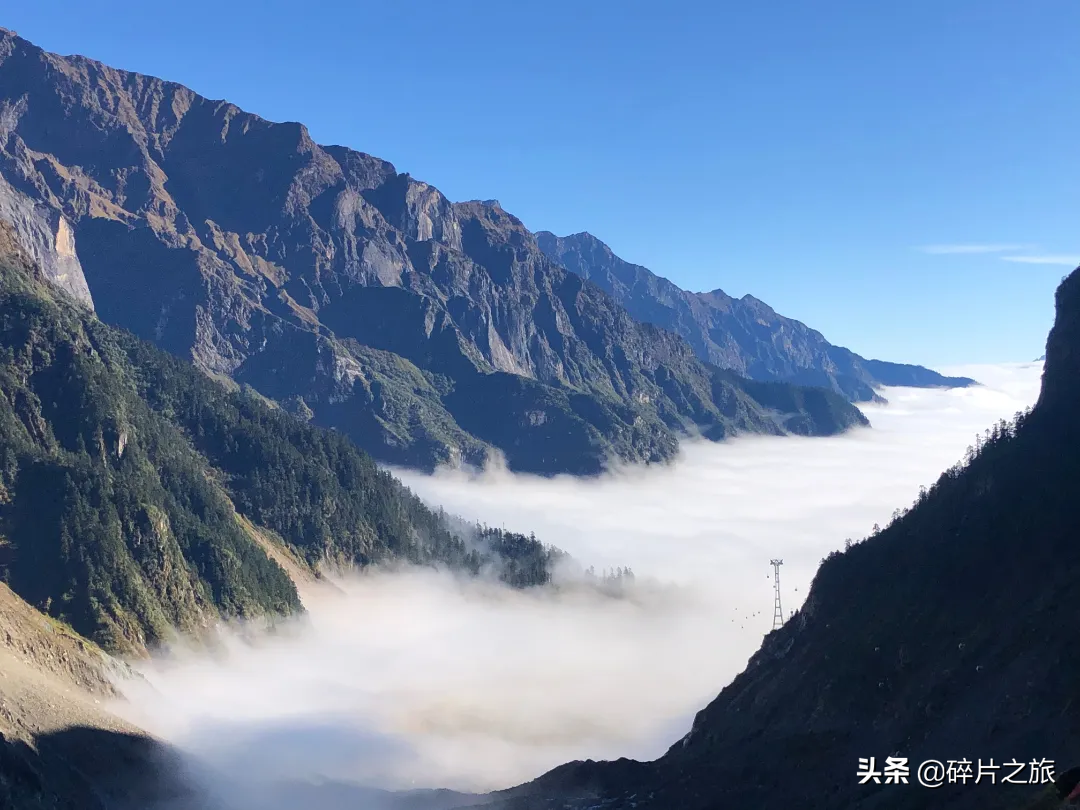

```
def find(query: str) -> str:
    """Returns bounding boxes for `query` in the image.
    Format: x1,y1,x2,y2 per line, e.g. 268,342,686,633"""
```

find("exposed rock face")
0,29,866,475
0,173,93,308
485,266,1080,810
537,230,976,402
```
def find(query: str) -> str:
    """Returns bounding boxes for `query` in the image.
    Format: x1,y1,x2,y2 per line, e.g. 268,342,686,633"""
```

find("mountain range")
0,28,979,477
537,230,976,402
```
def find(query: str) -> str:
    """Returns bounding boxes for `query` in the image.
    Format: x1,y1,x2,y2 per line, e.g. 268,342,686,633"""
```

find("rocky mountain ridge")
0,28,867,475
537,230,976,402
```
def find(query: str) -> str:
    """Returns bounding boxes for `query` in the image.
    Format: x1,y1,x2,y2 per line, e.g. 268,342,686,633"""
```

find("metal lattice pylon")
770,559,784,630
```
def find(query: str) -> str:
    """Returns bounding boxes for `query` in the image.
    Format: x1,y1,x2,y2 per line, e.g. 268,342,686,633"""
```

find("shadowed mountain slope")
0,572,200,810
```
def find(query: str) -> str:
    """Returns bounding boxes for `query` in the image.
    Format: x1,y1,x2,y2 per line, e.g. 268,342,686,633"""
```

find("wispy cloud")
916,243,1079,268
1000,254,1080,267
917,243,1032,255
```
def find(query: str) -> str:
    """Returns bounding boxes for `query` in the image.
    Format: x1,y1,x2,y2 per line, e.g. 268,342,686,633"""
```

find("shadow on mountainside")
0,726,198,809
2,725,492,810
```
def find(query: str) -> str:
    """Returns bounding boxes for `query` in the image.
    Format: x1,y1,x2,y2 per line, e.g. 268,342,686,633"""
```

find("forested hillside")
0,222,557,654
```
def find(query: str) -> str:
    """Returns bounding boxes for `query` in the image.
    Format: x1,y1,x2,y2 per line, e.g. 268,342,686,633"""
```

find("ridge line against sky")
2,1,1077,366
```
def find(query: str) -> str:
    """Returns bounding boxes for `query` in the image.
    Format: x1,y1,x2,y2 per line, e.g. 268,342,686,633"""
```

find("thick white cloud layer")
113,362,1043,799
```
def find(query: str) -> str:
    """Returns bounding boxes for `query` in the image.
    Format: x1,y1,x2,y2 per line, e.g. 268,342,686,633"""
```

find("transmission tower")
770,559,784,630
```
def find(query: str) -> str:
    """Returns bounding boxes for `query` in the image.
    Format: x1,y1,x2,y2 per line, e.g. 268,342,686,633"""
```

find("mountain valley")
0,17,1071,810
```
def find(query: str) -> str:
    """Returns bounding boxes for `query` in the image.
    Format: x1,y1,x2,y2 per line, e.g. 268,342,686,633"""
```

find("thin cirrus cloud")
917,243,1079,268
1000,254,1080,267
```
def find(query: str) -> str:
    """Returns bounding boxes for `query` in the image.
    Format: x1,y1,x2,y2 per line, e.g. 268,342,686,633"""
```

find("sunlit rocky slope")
0,28,868,476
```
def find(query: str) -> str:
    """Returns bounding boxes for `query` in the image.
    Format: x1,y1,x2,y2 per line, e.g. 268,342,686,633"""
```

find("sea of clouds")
113,362,1044,804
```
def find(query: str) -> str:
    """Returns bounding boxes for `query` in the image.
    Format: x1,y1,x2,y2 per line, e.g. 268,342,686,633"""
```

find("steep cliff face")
0,29,867,475
537,230,976,402
490,266,1080,810
0,173,92,308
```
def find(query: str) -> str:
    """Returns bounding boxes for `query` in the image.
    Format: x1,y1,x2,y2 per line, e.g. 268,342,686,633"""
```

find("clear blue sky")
4,1,1078,366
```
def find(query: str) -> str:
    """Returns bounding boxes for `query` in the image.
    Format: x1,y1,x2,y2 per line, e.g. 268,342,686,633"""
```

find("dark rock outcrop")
537,230,976,402
0,29,866,476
